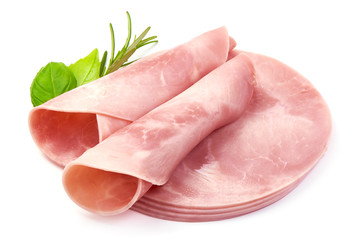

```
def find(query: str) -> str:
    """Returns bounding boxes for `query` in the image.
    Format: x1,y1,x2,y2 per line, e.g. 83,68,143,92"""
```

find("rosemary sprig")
100,11,158,77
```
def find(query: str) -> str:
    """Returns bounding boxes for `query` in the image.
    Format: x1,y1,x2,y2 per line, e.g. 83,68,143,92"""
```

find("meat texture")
29,27,234,166
62,54,255,215
131,51,332,222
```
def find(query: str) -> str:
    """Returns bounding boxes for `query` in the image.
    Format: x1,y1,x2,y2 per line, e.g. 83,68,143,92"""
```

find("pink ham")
132,51,332,222
29,27,235,166
62,54,255,215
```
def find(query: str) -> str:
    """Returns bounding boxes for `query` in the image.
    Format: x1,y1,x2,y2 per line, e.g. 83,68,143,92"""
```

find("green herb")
30,62,77,107
101,12,158,76
69,48,100,86
30,12,157,107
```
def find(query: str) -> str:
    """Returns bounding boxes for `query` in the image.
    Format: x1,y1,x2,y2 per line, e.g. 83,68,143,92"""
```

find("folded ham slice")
132,51,332,221
29,27,234,166
62,54,255,215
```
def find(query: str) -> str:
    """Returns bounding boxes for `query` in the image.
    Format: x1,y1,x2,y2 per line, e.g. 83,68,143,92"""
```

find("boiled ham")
29,27,332,222
62,53,255,215
132,50,332,221
29,27,234,166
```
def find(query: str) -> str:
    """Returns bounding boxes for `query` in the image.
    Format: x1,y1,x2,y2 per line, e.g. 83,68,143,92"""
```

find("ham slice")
29,27,235,166
131,51,332,222
62,54,255,215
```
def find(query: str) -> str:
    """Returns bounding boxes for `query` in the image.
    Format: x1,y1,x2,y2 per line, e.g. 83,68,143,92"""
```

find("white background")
1,0,359,239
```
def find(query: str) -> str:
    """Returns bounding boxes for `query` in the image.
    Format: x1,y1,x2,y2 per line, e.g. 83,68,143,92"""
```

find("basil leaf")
30,62,77,107
69,48,100,86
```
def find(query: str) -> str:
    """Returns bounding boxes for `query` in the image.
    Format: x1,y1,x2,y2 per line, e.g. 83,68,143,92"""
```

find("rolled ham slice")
132,51,332,222
29,27,235,166
62,54,255,215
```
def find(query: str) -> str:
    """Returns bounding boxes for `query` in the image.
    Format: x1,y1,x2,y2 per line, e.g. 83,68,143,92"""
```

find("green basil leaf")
30,62,77,107
69,48,100,86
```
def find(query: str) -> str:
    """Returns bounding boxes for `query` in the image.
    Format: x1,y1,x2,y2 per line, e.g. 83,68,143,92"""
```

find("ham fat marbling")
132,51,332,221
29,27,234,166
62,54,255,215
